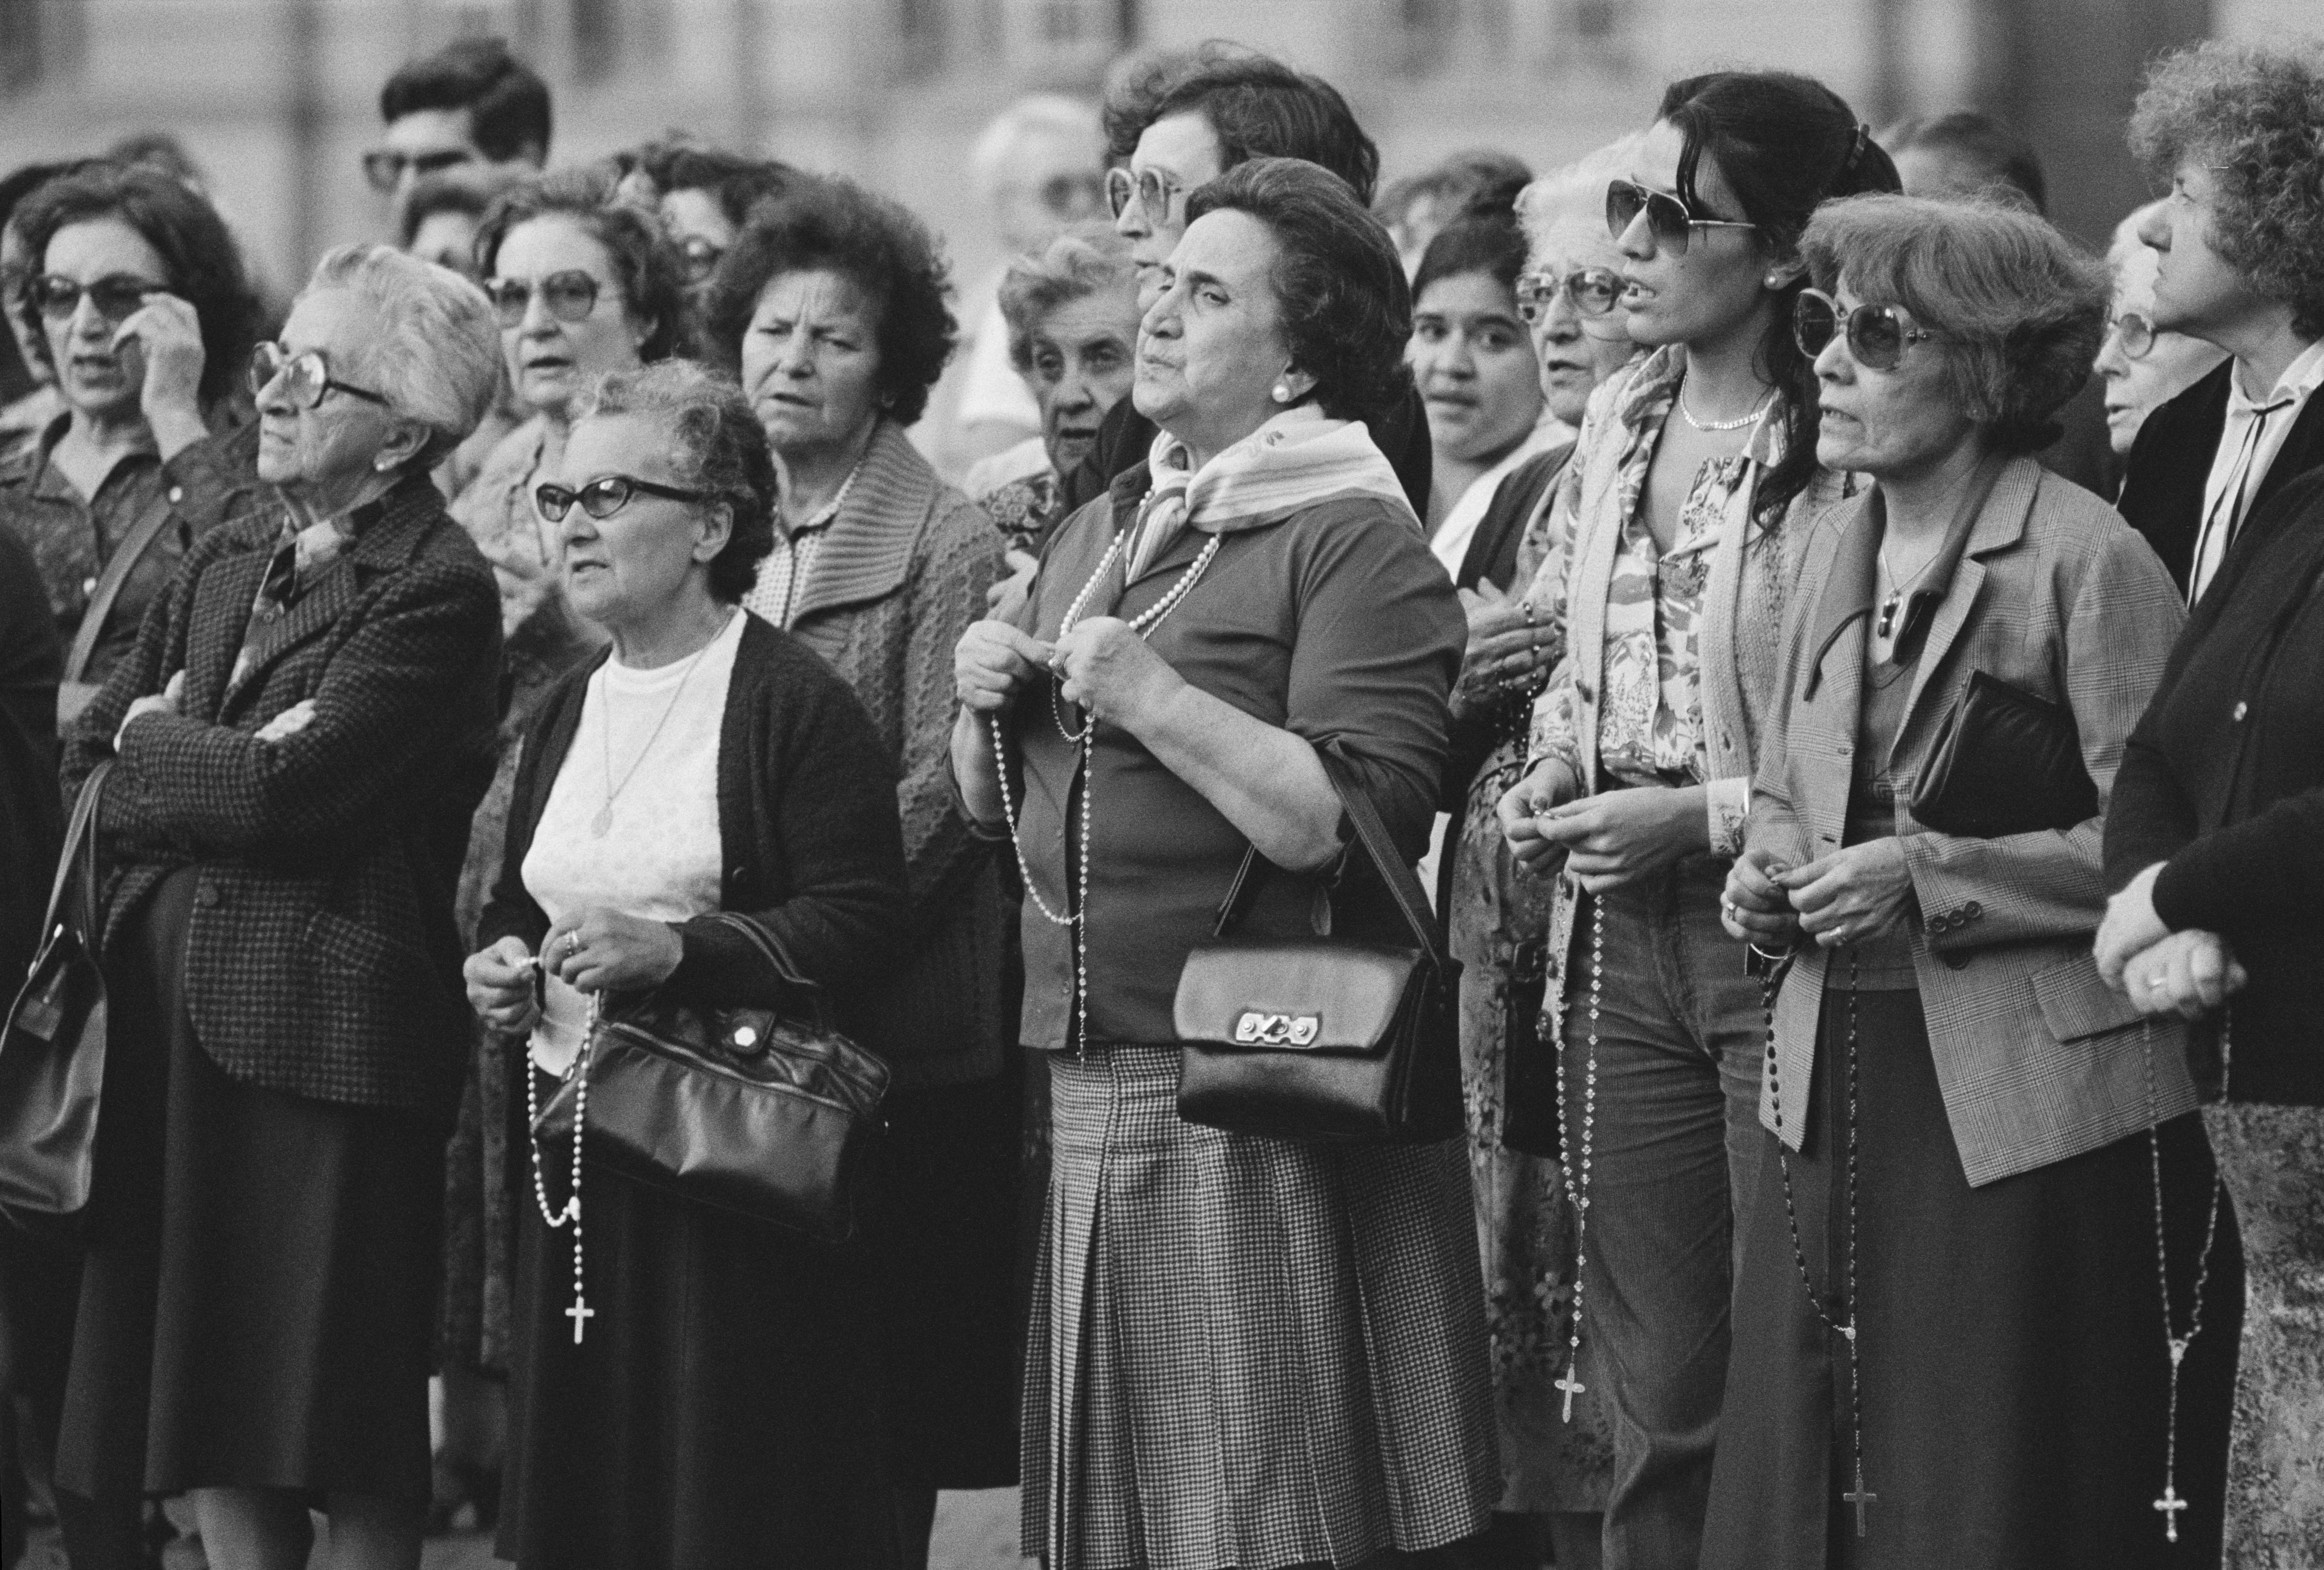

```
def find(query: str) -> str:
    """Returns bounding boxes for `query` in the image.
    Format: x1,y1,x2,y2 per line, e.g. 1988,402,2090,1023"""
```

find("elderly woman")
48,243,504,1570
1703,195,2237,1569
2094,203,2228,467
614,140,795,294
703,173,1016,1564
463,360,908,1570
0,161,267,720
951,156,1498,1570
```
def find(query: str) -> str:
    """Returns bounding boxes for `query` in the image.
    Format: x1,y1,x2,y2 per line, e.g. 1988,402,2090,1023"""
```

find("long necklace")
1677,378,1773,433
1765,953,1875,1536
2143,1011,2229,1542
524,991,600,1343
591,625,722,837
1874,536,1944,643
1551,894,1604,1423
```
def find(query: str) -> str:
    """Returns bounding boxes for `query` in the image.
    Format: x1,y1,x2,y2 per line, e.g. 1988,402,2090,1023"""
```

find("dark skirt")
1701,985,2242,1570
498,1070,900,1570
55,865,446,1505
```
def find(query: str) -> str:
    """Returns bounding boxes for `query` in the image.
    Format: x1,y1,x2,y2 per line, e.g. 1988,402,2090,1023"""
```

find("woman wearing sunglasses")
1493,70,1897,1568
2095,201,2228,471
1705,194,2236,1569
464,359,908,1570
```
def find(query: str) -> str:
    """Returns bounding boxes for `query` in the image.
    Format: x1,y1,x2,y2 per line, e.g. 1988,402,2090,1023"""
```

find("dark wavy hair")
380,36,551,164
1412,210,1528,303
474,164,689,361
11,161,261,408
701,173,957,428
1186,157,1412,424
1378,148,1531,232
1104,43,1380,206
576,360,778,603
1881,111,2047,214
629,140,797,232
1658,71,1901,520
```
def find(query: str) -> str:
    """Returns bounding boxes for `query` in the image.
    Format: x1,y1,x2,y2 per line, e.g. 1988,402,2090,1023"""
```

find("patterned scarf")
1130,404,1416,577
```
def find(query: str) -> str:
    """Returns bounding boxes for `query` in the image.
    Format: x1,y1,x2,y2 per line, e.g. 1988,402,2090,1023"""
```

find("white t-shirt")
522,609,746,1073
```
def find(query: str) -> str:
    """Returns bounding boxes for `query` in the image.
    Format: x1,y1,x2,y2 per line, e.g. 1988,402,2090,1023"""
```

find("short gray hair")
306,243,500,467
1514,134,1643,266
995,223,1138,374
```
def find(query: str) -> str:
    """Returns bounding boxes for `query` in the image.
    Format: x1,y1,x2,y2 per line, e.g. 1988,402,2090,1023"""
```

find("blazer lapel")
2252,386,2324,517
223,559,358,709
786,421,936,630
1796,495,1876,849
1897,457,2036,734
187,548,266,718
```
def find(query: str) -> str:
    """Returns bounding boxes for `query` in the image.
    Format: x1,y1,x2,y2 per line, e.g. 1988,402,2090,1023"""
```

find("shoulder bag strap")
62,489,180,686
39,761,111,943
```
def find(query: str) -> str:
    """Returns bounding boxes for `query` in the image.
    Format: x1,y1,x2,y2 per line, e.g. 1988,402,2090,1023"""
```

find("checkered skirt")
1021,1047,1500,1570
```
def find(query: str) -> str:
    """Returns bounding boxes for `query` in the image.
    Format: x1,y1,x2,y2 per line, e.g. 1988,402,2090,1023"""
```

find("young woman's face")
1614,119,1775,353
40,217,173,421
1409,268,1543,465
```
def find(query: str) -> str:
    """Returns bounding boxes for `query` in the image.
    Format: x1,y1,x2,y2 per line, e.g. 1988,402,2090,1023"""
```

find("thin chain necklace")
2143,1012,2229,1542
1677,375,1773,433
1875,534,1945,643
1551,894,1604,1424
590,618,726,837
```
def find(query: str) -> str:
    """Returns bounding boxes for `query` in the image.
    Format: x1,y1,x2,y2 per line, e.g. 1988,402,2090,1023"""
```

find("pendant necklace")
2142,1013,2229,1542
1875,534,1943,643
1551,893,1604,1423
1765,952,1876,1536
592,623,723,837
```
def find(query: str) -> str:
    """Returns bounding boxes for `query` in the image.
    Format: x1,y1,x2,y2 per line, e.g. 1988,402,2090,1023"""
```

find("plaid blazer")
1749,457,2196,1187
59,473,503,1117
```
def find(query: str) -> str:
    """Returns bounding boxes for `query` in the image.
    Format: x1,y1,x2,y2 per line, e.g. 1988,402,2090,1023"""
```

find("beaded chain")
524,989,600,1344
1549,894,1603,1424
1764,953,1874,1537
2142,1009,2231,1542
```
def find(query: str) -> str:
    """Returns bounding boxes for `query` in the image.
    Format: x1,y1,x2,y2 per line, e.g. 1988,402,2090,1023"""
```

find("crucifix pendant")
1844,1468,1877,1537
1876,593,1900,641
1554,1363,1586,1423
566,1293,596,1344
590,803,613,837
2154,1485,2188,1542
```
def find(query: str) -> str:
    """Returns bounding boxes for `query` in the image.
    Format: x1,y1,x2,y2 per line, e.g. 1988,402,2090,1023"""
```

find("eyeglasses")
2107,311,2156,361
27,273,161,324
535,474,718,523
1605,178,1758,255
486,271,602,330
247,342,392,410
1792,288,1944,372
362,147,477,194
1516,268,1625,324
1104,166,1187,223
675,236,724,286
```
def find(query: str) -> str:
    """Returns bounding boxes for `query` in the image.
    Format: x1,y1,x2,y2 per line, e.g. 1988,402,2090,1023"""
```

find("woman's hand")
2095,861,2172,989
1781,840,1915,949
114,293,209,459
1497,758,1583,871
255,698,315,743
1451,582,1552,716
1534,784,1709,893
954,618,1052,714
464,935,541,1035
1721,846,1800,948
2120,929,2248,1020
986,548,1040,623
116,668,184,751
541,909,685,994
1050,616,1182,731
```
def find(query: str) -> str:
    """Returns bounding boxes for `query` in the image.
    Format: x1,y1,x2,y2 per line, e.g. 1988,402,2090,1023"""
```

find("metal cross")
1843,1471,1877,1537
566,1294,596,1345
2155,1486,2188,1542
1554,1364,1587,1423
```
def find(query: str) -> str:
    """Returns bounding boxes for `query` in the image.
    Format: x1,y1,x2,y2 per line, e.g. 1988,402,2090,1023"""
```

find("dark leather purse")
0,763,112,1237
531,911,889,1245
1911,670,2098,837
1174,755,1464,1144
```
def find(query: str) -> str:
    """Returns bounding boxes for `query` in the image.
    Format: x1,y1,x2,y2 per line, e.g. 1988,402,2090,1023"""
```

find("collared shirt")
2191,336,2324,601
4,414,179,686
742,457,866,630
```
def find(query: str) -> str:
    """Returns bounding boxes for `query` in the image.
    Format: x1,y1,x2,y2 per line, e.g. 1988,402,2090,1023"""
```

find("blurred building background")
0,0,2311,313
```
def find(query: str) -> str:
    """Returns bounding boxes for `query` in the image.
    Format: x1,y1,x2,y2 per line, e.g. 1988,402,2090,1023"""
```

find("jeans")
1557,855,1766,1570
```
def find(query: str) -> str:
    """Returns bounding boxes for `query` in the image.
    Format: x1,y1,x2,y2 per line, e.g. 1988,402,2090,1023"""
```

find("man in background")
367,37,550,225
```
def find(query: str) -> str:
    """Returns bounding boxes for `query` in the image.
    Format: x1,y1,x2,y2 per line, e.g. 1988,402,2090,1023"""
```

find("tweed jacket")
1749,456,2194,1188
59,473,503,1117
777,420,1008,1089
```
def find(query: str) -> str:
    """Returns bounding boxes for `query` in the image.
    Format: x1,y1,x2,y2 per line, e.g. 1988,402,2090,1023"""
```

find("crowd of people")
0,24,2320,1570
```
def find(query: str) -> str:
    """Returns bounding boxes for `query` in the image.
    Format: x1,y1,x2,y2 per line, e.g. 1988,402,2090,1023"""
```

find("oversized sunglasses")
486,270,601,329
1104,165,1186,223
535,474,718,523
2107,311,2157,361
1792,288,1944,372
361,147,476,194
247,342,391,410
1516,268,1624,323
28,273,161,324
1605,178,1758,255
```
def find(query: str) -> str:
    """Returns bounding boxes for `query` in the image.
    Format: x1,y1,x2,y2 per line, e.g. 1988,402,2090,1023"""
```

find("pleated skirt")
1020,1045,1499,1570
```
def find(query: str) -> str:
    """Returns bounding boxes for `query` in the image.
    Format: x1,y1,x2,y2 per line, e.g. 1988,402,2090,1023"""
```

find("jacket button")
1942,952,1969,971
81,575,98,597
168,485,184,504
2232,701,2248,722
1964,900,1982,919
195,885,219,908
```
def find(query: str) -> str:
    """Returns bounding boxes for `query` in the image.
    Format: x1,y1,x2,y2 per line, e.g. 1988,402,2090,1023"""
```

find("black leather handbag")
0,763,112,1237
531,911,889,1245
1174,756,1464,1144
1911,670,2098,837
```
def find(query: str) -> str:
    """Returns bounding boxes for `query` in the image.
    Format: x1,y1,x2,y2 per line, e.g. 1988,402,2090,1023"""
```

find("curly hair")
575,360,779,604
1185,157,1412,425
626,140,797,231
1103,42,1380,206
700,173,957,427
996,223,1137,374
475,164,690,361
11,161,260,408
1802,194,2109,454
2128,40,2324,339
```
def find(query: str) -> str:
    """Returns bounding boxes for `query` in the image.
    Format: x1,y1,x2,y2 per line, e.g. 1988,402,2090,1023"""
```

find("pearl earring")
1271,383,1293,404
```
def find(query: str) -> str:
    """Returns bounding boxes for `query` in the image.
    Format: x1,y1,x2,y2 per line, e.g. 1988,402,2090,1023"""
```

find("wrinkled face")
1025,289,1140,476
1409,269,1542,466
1525,213,1637,427
1614,119,1774,351
253,288,415,492
40,217,171,422
739,268,887,461
2135,159,2266,344
1809,276,1977,481
408,209,482,279
1114,111,1226,312
551,410,731,633
2094,236,2231,456
1133,209,1298,459
493,216,648,421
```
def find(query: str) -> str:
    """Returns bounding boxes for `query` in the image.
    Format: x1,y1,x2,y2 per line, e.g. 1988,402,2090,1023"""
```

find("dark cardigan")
477,614,909,1042
2106,466,2324,1105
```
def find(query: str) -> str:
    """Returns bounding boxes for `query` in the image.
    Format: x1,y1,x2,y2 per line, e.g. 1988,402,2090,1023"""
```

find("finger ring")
2147,975,2168,991
565,933,582,959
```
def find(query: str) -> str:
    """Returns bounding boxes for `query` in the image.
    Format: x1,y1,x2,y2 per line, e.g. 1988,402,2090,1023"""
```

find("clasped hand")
1719,840,1915,951
1451,581,1552,717
2095,861,2246,1019
1495,761,1706,892
952,614,1179,729
463,910,685,1035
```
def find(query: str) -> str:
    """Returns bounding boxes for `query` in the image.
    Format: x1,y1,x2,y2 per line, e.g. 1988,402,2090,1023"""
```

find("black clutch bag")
1911,670,2098,838
1173,754,1463,1145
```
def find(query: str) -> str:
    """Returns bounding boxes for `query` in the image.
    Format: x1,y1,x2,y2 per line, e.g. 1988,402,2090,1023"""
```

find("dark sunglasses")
1104,165,1186,223
486,271,602,330
1516,268,1624,323
1605,178,1758,255
361,147,476,194
1792,288,1944,372
2108,311,2157,361
535,474,718,523
675,236,725,285
28,273,161,324
247,342,391,410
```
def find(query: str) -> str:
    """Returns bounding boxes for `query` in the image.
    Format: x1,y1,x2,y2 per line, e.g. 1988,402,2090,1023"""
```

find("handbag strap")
63,489,179,687
39,762,111,944
700,910,837,1032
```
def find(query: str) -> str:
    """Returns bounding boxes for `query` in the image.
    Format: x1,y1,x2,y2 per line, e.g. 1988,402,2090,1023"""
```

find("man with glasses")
368,37,550,225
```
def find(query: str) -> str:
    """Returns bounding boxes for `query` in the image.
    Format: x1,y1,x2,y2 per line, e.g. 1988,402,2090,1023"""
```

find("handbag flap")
1173,938,1422,1054
1911,670,2096,837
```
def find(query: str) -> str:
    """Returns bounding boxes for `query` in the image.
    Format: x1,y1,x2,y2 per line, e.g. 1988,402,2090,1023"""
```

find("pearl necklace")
2142,1013,2229,1543
525,989,600,1343
1677,379,1774,433
1551,894,1604,1424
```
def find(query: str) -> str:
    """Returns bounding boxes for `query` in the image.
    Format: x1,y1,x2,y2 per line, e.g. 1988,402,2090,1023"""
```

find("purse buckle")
1232,1010,1321,1047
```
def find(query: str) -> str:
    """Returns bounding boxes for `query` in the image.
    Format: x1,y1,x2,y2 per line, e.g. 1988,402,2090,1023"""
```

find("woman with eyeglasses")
1703,194,2237,1570
2095,201,2229,471
612,141,797,298
1493,72,1898,1567
45,243,507,1570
